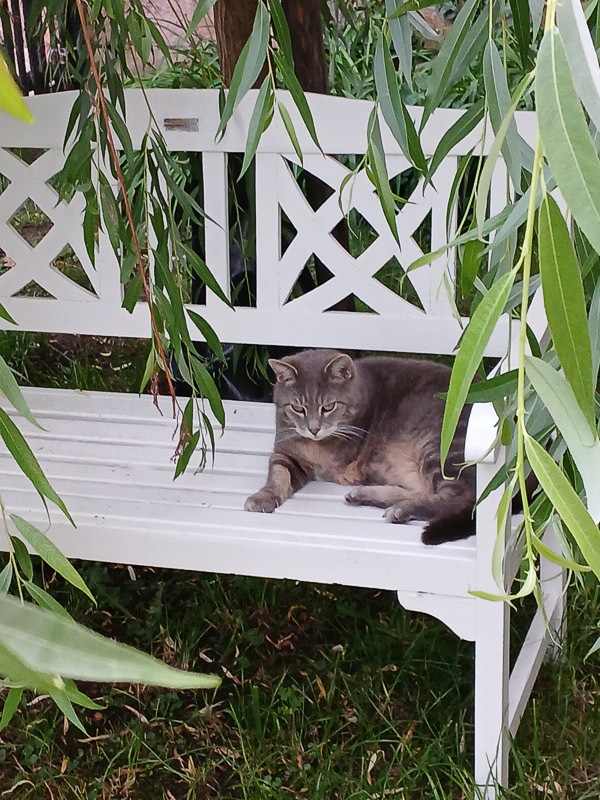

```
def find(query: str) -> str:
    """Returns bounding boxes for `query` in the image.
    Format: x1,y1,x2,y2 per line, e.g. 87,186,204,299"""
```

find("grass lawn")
0,562,599,798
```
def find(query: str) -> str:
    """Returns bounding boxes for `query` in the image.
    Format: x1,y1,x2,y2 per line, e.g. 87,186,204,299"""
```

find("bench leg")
474,597,510,799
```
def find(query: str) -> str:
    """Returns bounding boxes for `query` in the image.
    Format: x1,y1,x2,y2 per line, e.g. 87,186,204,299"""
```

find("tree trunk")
282,0,328,93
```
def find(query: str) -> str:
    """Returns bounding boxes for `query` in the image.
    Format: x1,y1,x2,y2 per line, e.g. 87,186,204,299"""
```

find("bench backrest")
0,89,538,357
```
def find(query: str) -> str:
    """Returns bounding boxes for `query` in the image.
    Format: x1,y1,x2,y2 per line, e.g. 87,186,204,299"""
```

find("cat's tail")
421,508,475,546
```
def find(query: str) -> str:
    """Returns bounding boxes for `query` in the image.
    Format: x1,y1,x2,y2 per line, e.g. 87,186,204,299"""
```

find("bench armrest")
465,402,499,463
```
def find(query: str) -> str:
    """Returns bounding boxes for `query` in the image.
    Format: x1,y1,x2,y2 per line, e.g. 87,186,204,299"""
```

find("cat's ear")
269,358,298,385
324,353,355,382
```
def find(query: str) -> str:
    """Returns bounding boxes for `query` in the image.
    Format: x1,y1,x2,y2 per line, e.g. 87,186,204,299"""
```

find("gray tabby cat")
244,349,475,545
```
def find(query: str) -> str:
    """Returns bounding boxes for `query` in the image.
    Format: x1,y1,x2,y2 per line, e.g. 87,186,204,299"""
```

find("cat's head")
269,349,364,442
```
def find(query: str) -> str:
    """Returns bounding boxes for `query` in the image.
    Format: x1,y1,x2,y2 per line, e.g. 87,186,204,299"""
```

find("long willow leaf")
421,0,480,128
0,356,42,429
216,1,269,140
386,0,413,91
538,195,595,431
556,0,600,134
536,29,600,255
273,51,321,151
440,270,515,468
509,0,532,68
525,356,600,523
476,72,533,235
239,77,273,178
0,594,221,689
525,434,600,581
374,30,411,162
367,108,400,247
426,101,484,185
10,515,94,602
0,408,73,524
483,40,523,192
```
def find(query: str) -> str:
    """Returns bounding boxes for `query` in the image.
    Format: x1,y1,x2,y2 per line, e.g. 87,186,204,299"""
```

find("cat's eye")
321,402,337,413
291,403,306,414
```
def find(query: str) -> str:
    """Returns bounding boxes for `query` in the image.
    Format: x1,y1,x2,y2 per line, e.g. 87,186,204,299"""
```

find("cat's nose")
308,424,321,437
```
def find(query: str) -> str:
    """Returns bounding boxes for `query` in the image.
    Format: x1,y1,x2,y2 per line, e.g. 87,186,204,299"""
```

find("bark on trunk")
281,0,328,93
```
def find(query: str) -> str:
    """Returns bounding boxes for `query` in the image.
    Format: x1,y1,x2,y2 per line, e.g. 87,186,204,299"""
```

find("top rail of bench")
0,90,539,356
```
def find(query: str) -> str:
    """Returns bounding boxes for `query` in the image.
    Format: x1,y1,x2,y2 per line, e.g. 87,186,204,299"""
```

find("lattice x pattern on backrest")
0,89,538,354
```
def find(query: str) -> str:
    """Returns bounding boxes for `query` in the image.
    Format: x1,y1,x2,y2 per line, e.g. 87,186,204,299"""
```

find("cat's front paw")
383,504,411,524
244,490,281,513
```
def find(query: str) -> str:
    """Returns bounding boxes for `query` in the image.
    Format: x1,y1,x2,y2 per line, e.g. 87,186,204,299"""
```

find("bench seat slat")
0,388,476,598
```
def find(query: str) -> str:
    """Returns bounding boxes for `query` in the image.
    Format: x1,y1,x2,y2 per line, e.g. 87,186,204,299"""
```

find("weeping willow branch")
74,0,178,415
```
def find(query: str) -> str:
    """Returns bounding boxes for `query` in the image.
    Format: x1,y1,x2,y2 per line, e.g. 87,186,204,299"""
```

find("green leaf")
531,532,591,571
11,515,94,602
374,30,411,163
269,0,294,65
0,51,33,122
273,51,321,151
388,0,445,19
492,479,515,591
483,40,523,192
538,195,595,431
0,686,22,731
525,434,600,581
186,0,218,34
190,359,225,428
0,357,42,429
183,245,231,306
525,356,600,523
589,277,600,383
24,581,73,621
441,270,515,468
556,0,600,134
421,0,481,128
0,408,74,524
426,101,484,185
186,309,226,364
0,595,222,689
386,0,413,92
239,77,273,179
174,430,201,479
0,303,17,326
10,536,33,581
476,72,533,234
471,564,537,603
367,114,400,248
461,234,485,298
585,636,600,661
403,105,427,173
216,0,269,140
49,688,86,733
460,369,519,404
278,101,303,164
536,29,600,256
122,272,143,313
509,0,532,68
448,0,492,88
0,562,12,595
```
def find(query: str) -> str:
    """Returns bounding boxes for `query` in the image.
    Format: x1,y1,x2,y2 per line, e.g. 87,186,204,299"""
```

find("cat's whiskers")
336,425,367,440
275,427,301,442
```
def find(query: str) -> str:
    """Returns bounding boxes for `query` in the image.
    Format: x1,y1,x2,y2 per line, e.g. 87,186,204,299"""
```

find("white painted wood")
397,591,476,640
202,152,231,308
0,90,539,155
474,457,511,797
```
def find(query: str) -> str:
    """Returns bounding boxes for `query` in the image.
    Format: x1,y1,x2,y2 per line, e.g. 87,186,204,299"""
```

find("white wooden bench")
0,90,565,798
